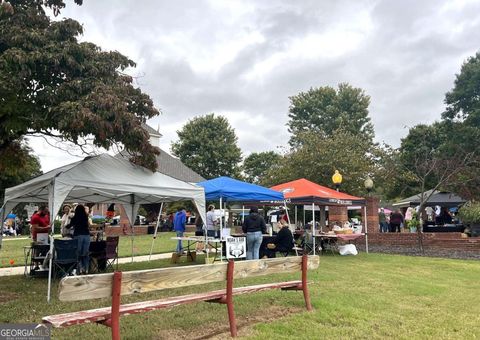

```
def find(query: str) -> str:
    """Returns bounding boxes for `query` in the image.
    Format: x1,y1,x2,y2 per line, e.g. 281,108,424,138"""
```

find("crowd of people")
378,206,455,233
171,205,295,260
28,203,94,274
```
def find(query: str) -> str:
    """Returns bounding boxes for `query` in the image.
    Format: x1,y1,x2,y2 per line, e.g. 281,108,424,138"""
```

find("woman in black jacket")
70,204,91,274
242,206,266,260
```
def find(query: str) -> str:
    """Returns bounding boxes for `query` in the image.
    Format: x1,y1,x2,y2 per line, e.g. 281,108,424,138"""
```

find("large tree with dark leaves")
0,138,41,203
287,83,374,146
171,114,242,179
0,0,160,171
441,51,480,199
243,151,282,185
263,130,377,196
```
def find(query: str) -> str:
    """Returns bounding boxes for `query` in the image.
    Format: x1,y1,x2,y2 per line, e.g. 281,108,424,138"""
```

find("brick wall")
105,224,197,236
105,225,150,236
364,197,380,234
329,205,348,224
355,232,480,252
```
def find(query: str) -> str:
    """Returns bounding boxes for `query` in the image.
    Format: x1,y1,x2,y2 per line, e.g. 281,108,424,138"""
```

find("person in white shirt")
206,204,218,237
60,204,74,237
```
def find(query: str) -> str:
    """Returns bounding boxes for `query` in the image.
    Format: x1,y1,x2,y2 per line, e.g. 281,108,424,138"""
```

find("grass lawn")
0,232,179,268
0,253,478,339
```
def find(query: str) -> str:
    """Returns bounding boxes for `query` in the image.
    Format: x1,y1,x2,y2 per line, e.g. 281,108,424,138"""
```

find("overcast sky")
31,0,480,172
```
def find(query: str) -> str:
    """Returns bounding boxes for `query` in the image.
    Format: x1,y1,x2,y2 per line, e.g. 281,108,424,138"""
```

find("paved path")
0,252,173,277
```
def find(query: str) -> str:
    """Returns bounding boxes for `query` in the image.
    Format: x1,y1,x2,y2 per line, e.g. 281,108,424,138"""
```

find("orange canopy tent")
271,178,368,254
271,178,365,206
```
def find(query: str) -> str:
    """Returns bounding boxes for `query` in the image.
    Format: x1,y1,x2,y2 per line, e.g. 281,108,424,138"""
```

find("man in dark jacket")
242,207,266,260
389,210,404,233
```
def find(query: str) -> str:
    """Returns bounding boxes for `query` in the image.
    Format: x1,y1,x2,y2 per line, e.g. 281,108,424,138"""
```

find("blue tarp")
197,176,284,202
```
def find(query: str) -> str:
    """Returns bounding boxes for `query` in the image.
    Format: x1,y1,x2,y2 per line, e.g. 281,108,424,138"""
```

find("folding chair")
88,240,107,273
301,232,321,255
53,239,78,278
104,236,119,271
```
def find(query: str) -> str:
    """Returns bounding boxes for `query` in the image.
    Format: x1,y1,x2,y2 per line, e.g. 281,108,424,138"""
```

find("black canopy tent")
392,190,466,208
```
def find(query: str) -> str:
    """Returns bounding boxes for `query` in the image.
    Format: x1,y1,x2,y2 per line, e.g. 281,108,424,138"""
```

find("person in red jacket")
30,205,50,241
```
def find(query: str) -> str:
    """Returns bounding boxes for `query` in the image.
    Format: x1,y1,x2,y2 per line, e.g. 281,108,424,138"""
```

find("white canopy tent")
0,154,206,301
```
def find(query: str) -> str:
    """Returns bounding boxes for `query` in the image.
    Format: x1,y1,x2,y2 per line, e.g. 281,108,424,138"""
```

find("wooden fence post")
226,260,237,337
302,255,313,311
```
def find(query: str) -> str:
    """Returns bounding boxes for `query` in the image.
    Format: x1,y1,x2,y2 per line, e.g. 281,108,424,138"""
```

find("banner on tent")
226,237,246,259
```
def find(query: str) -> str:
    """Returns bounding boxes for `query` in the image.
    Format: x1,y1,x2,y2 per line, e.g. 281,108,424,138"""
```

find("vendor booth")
197,176,285,229
392,190,465,208
271,178,367,254
393,189,466,232
0,154,206,302
196,176,285,260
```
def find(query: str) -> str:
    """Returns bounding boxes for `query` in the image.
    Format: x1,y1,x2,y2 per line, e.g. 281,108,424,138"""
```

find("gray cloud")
34,0,480,171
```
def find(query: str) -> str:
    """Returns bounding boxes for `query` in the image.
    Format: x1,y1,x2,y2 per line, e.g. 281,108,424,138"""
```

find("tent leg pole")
295,206,298,226
219,197,223,262
312,203,316,255
364,206,369,254
149,202,164,261
0,204,5,249
284,201,291,228
242,205,244,224
303,206,305,229
47,235,54,303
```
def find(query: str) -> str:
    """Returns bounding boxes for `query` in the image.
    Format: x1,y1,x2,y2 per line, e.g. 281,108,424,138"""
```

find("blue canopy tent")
197,176,286,236
197,176,284,202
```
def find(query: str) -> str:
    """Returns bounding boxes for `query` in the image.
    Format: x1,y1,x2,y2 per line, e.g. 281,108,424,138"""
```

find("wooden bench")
43,255,320,339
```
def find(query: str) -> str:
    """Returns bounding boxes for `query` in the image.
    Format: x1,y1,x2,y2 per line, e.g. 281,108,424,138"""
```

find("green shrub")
458,201,480,224
406,211,421,229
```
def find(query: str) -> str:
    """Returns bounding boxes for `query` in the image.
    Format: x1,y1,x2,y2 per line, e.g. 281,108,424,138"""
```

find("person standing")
389,209,404,233
173,207,186,254
60,204,74,237
206,204,218,238
242,206,267,260
378,208,388,233
70,204,91,274
30,205,50,241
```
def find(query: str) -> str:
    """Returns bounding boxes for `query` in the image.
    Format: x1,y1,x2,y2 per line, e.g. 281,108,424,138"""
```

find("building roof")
141,123,162,137
155,149,205,183
117,149,204,183
392,190,466,208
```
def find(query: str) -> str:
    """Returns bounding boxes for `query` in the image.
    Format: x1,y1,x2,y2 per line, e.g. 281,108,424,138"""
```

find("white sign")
226,237,246,259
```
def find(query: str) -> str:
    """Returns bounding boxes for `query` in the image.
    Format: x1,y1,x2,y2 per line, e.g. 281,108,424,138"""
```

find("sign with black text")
226,237,246,259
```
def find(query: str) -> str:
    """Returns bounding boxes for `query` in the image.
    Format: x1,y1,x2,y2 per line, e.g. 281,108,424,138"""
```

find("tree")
171,114,242,179
287,83,374,146
263,130,377,196
243,151,282,184
441,52,480,199
0,139,42,203
0,0,160,171
389,122,477,218
444,51,480,126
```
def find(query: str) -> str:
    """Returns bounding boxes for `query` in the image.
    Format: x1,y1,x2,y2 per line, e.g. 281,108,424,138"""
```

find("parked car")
111,215,146,225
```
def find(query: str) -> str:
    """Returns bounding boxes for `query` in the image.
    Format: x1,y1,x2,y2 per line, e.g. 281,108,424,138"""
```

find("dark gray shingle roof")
141,123,162,137
117,150,204,183
393,190,466,208
155,149,205,183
